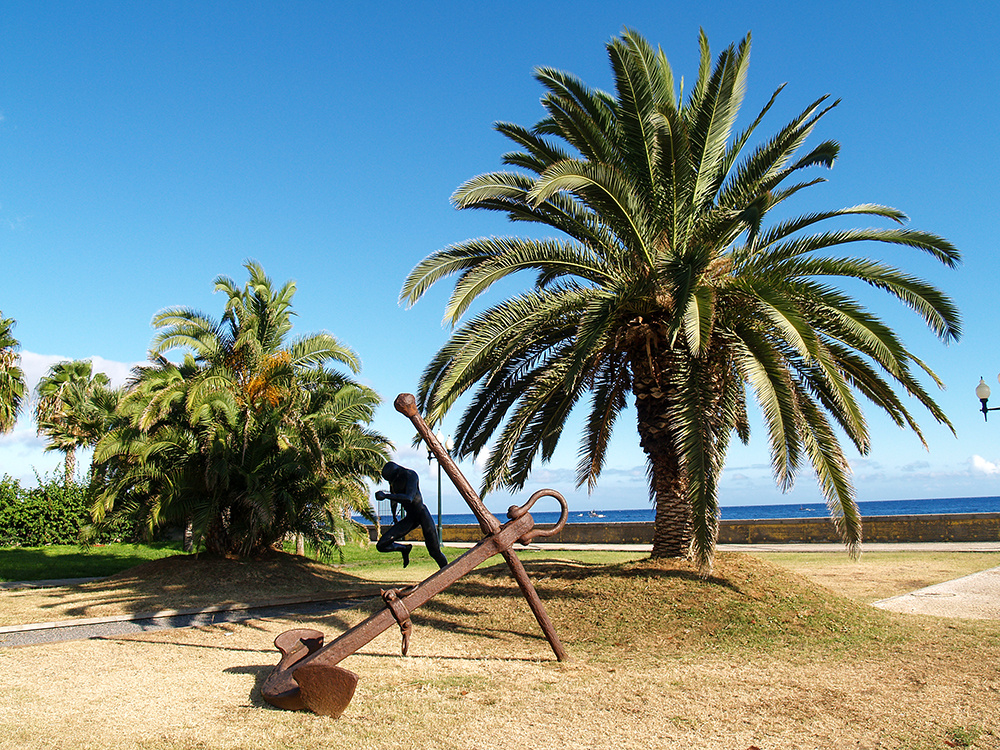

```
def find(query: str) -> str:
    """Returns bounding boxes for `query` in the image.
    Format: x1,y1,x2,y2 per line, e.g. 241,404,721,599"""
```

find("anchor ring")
506,488,568,544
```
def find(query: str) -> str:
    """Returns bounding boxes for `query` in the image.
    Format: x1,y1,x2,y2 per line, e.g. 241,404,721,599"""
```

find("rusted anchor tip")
393,393,418,417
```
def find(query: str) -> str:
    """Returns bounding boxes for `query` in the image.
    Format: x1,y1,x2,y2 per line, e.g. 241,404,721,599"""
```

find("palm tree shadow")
473,557,744,594
216,557,754,711
21,553,385,622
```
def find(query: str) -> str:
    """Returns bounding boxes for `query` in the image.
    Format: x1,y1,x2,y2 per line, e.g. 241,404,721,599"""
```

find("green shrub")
0,473,141,547
0,475,24,546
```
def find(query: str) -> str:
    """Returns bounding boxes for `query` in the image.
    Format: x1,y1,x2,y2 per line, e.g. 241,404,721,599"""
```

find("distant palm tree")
0,314,26,433
402,30,961,571
34,359,114,485
93,262,392,558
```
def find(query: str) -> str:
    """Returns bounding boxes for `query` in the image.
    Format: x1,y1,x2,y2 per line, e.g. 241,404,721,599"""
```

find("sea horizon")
378,495,1000,527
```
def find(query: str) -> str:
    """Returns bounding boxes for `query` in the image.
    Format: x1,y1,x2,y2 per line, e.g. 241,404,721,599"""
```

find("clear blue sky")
2,1,999,516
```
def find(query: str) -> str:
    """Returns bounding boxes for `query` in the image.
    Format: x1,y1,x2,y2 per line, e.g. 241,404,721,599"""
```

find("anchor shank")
392,392,569,662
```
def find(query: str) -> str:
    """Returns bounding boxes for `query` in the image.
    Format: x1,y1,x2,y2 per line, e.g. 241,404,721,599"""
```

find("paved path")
872,565,1000,619
0,597,358,648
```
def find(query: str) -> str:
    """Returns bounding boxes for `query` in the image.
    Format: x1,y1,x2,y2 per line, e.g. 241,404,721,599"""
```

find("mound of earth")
436,552,897,658
104,550,378,603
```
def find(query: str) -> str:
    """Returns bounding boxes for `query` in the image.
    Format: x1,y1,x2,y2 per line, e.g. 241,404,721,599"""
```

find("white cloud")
970,455,1000,475
86,355,140,387
0,352,143,485
0,425,45,451
19,351,70,392
850,457,881,472
603,465,648,481
473,446,491,471
724,462,772,472
525,467,577,485
0,426,60,484
20,351,140,392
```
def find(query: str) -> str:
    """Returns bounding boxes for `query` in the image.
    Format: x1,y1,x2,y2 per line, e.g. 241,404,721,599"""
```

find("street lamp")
427,430,454,541
976,375,1000,421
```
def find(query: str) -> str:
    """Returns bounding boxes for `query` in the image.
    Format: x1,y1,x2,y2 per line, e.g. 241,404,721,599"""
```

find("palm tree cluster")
402,30,961,570
37,262,393,558
0,314,26,434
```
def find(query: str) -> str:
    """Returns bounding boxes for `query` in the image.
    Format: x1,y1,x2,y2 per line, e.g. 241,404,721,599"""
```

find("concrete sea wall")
371,513,1000,545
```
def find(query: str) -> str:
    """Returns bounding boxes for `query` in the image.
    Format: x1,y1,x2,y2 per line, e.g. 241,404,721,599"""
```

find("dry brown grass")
1,551,998,750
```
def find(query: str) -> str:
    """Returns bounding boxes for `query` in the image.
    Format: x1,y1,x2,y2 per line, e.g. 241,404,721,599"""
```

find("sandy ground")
1,610,997,750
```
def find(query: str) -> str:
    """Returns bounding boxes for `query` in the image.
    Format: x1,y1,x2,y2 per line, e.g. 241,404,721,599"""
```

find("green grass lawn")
0,539,646,583
0,538,401,583
0,542,186,582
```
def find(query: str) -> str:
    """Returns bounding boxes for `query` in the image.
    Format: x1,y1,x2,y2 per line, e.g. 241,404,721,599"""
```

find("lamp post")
976,375,1000,421
426,430,454,541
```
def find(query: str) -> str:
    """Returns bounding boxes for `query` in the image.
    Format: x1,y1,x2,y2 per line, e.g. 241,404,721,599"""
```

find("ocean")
380,495,1000,528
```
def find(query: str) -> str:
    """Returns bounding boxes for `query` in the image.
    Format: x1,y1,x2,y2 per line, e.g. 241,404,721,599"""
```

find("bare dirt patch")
1,552,998,749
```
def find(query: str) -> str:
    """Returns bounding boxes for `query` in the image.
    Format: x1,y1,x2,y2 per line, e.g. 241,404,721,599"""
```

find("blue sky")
2,1,999,516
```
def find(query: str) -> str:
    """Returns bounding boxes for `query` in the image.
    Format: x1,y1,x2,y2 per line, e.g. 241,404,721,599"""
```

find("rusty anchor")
261,393,570,717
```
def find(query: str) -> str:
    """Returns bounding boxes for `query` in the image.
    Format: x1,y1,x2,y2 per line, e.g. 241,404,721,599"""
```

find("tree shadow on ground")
5,552,386,622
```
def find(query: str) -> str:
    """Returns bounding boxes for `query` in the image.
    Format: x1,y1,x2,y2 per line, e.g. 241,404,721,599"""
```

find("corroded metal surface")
382,588,412,655
261,393,569,717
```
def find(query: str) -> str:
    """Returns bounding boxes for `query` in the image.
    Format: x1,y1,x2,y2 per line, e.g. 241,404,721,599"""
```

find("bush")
0,475,24,546
0,473,140,547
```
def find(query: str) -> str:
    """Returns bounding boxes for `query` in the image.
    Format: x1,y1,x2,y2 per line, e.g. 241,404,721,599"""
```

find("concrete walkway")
872,565,1000,620
0,596,360,648
0,577,105,590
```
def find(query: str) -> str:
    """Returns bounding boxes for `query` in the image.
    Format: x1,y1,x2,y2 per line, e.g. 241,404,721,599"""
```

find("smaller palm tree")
35,360,114,486
0,314,26,433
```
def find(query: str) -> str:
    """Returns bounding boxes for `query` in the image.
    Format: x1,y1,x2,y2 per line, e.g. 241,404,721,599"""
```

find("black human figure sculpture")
375,462,448,569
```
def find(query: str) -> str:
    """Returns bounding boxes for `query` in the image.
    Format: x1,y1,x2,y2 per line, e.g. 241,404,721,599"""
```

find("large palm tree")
0,314,26,433
34,359,114,485
401,30,961,571
92,262,392,557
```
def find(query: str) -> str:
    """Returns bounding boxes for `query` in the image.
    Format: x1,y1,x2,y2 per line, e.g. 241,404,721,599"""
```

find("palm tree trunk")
630,339,693,559
64,449,76,488
632,335,733,567
204,508,231,556
647,441,693,558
